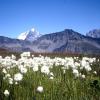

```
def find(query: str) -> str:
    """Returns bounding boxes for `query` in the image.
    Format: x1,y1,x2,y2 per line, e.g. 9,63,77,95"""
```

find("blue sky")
0,0,100,38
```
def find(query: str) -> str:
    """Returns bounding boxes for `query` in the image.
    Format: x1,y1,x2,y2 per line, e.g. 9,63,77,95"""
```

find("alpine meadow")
0,0,100,100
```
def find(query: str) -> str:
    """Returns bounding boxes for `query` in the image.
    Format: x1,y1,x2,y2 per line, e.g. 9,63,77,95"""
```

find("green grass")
0,65,100,100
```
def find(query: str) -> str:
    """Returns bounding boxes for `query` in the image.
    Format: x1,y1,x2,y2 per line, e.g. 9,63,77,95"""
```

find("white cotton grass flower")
33,65,39,72
11,54,16,60
0,55,2,59
81,74,85,79
18,65,24,70
20,67,27,74
81,58,92,71
37,86,43,93
74,62,80,67
21,52,31,58
93,71,97,75
2,68,7,74
15,82,18,85
41,66,50,74
85,65,92,71
49,76,54,80
73,69,79,77
14,73,23,81
32,55,34,58
8,78,13,84
5,56,11,60
49,72,54,76
5,74,11,78
4,90,10,96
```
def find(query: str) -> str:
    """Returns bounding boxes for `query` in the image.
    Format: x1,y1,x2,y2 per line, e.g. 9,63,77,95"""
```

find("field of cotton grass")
0,52,100,100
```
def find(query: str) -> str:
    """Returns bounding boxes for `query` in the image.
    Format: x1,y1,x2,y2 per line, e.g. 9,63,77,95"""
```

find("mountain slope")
32,29,100,54
0,36,33,52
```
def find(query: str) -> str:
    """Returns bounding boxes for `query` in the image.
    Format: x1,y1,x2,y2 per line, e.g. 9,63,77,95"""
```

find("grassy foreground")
0,52,100,100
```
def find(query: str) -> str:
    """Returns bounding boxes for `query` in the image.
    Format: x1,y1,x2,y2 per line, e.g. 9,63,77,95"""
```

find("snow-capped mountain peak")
86,29,100,38
18,28,41,42
30,28,35,32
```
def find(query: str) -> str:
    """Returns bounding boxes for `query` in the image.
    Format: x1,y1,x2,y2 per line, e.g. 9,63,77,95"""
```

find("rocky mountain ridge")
0,29,100,54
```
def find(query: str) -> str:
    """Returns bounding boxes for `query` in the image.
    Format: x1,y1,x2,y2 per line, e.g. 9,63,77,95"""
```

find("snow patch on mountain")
18,28,41,42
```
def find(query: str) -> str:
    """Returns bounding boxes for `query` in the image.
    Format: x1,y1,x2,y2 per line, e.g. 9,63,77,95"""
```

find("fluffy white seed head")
81,74,85,79
14,73,23,81
73,69,79,77
20,67,27,74
37,86,43,93
41,66,50,74
49,76,54,80
4,90,10,96
2,68,7,74
33,65,39,72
